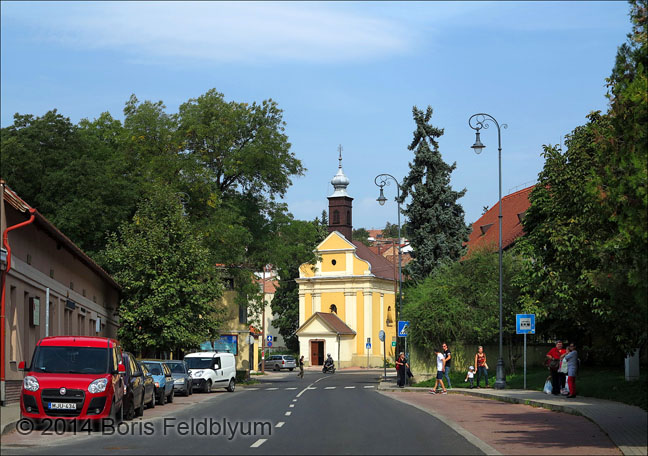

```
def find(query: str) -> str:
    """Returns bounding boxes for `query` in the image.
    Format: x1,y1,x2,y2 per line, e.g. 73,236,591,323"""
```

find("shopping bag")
543,379,553,394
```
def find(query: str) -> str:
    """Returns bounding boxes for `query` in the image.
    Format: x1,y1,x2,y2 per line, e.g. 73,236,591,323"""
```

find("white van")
184,352,237,393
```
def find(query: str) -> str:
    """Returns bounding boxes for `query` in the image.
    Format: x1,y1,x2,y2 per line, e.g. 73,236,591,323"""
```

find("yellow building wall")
372,292,381,355
355,291,364,354
384,293,397,359
304,293,312,321
321,292,345,319
320,234,354,250
353,255,370,275
300,264,315,277
321,253,346,273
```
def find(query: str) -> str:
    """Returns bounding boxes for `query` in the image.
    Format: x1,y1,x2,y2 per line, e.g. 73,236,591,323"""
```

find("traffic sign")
378,330,385,342
516,314,536,334
267,341,273,347
267,335,273,342
398,321,410,337
366,343,371,350
392,341,396,347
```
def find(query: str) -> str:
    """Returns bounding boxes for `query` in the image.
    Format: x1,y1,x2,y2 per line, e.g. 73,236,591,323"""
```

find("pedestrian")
297,355,304,379
429,348,447,394
464,366,475,389
395,352,409,388
562,342,578,398
546,340,566,395
474,346,489,388
442,342,452,388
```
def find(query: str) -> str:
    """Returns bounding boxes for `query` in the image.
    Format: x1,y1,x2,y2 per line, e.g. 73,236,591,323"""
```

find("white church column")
380,293,385,356
363,291,373,353
313,293,321,314
299,292,306,326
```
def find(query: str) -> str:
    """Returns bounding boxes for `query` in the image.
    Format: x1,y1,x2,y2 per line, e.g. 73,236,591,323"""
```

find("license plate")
49,402,76,410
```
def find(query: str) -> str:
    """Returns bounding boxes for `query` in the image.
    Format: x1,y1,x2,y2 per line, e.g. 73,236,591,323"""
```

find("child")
465,366,475,389
429,348,447,394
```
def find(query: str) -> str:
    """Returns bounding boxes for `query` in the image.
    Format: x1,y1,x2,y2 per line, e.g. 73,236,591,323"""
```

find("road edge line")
376,390,502,456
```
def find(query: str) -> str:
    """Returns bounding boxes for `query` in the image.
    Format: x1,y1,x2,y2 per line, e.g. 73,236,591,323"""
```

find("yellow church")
296,154,397,367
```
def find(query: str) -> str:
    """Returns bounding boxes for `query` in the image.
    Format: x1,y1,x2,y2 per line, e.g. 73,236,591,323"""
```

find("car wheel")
289,368,294,371
135,393,145,417
158,389,166,406
227,379,235,392
204,380,212,393
188,382,193,396
273,364,280,371
125,399,135,421
168,389,174,403
148,390,156,409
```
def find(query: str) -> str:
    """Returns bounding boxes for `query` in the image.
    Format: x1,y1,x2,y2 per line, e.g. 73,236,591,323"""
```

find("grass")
413,366,647,410
238,378,260,385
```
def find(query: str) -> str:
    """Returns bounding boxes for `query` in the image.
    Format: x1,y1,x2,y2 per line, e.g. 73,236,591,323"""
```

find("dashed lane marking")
266,387,279,390
250,439,267,448
285,411,292,416
285,387,297,390
324,386,336,390
292,399,297,402
289,404,295,408
345,386,355,389
364,385,375,388
276,422,285,428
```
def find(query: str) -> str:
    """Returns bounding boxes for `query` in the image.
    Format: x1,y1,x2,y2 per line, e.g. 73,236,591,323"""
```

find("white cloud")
4,1,416,64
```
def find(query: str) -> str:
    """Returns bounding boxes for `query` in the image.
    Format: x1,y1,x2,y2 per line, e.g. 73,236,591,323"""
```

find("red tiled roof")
308,312,356,335
253,277,278,293
465,186,533,255
352,240,396,281
367,229,383,239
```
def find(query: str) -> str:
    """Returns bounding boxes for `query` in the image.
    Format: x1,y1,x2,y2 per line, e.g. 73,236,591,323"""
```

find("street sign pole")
516,314,535,390
524,333,527,390
383,338,386,379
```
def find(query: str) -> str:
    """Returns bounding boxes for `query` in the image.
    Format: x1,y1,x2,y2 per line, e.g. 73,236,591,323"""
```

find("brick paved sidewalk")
379,380,647,456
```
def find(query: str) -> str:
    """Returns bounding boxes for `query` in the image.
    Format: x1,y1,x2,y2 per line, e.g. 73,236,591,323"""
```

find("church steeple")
328,145,354,240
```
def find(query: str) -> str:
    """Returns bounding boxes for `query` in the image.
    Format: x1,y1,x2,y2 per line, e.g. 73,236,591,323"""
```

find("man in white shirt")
429,348,447,394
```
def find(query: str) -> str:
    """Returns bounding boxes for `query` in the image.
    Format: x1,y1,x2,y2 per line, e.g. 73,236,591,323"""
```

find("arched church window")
333,210,340,224
330,304,337,314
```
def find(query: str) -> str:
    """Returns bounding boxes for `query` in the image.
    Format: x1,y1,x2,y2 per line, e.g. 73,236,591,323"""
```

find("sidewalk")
0,403,20,436
379,378,647,456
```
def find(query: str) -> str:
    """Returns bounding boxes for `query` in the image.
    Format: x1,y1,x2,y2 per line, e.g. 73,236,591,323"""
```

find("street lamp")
374,174,403,350
468,113,508,390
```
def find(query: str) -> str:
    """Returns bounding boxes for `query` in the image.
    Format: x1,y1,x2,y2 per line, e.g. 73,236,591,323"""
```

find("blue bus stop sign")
516,314,536,334
398,321,410,337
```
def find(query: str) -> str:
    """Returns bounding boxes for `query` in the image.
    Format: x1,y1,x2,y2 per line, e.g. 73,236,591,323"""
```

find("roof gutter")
1,208,36,404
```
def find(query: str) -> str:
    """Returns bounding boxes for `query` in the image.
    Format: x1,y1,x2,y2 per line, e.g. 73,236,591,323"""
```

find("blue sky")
1,1,632,230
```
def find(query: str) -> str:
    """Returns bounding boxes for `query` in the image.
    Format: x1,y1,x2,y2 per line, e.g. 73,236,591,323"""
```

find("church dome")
330,150,350,197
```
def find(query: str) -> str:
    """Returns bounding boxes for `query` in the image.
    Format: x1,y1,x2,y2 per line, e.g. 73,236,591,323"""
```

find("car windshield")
166,362,186,374
31,346,109,374
184,357,213,369
141,362,163,375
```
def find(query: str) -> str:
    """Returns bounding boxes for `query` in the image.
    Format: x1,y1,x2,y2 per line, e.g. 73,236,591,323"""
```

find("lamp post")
374,174,403,353
468,113,508,390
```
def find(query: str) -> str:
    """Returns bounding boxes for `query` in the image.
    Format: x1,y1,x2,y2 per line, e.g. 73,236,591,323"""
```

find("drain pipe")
1,208,36,405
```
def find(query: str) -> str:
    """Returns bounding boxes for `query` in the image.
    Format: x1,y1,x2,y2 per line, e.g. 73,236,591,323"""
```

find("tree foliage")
352,227,371,246
399,106,470,280
519,1,647,354
102,185,225,355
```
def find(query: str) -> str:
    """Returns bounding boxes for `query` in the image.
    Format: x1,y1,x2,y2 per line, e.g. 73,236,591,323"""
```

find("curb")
2,420,19,436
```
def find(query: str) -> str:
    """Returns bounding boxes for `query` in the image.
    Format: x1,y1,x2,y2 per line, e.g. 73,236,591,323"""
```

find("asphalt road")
1,371,483,455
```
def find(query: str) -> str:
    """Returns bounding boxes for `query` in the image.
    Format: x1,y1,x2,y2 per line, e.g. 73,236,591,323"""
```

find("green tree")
399,106,470,280
269,218,323,352
352,227,371,246
102,185,225,355
383,221,399,238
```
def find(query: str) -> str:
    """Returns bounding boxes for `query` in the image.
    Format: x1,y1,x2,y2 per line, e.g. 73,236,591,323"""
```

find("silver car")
261,355,296,371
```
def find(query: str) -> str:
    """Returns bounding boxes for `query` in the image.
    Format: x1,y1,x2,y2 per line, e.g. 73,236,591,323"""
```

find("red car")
19,336,125,426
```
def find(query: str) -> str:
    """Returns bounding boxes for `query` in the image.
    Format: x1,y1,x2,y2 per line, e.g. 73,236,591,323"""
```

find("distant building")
465,185,533,256
296,155,397,368
0,180,121,405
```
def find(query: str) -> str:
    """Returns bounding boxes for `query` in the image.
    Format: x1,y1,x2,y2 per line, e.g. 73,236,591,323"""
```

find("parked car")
140,360,174,405
121,352,147,420
139,363,156,409
18,336,125,426
261,355,297,371
164,360,193,396
185,352,236,393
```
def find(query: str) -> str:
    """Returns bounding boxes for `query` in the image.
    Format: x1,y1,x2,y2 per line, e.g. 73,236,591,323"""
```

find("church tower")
328,146,353,240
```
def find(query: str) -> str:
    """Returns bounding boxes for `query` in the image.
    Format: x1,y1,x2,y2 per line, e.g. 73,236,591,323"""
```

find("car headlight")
193,370,203,377
174,379,184,384
88,378,108,394
23,376,39,392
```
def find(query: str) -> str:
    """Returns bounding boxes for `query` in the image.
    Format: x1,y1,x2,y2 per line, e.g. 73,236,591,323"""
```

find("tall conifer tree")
399,106,469,280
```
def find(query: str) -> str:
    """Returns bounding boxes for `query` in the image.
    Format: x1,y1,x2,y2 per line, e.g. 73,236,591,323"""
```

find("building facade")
0,180,120,405
295,157,397,367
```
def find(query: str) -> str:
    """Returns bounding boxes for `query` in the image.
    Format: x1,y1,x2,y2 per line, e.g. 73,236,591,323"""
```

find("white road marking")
285,387,297,390
250,439,267,448
246,388,260,391
296,375,327,398
276,422,285,428
289,404,295,408
285,411,292,416
364,385,375,388
307,387,317,390
344,386,355,389
324,386,336,390
266,387,278,390
292,399,298,402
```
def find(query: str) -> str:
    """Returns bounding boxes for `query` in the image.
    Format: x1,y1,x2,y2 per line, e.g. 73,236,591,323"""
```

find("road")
1,370,482,455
